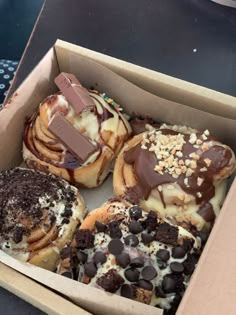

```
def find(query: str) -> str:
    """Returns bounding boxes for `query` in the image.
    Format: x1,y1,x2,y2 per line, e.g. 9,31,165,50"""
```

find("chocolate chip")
84,262,97,278
182,238,194,252
108,239,124,256
125,268,140,282
141,232,154,244
61,271,73,279
129,206,142,220
162,274,184,293
77,251,88,264
60,246,72,259
108,221,122,239
172,246,186,259
183,253,198,275
157,260,167,270
61,217,70,224
75,229,94,249
141,266,157,280
136,279,153,291
155,286,166,298
95,221,107,233
124,234,139,247
170,262,184,274
143,211,157,232
61,208,72,218
162,277,176,293
96,269,124,293
156,249,170,262
130,257,145,268
93,251,107,265
156,223,178,245
129,220,143,234
116,253,130,268
12,226,24,244
120,284,136,299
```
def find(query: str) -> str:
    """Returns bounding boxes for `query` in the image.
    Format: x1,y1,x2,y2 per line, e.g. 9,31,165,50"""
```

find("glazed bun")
0,167,86,271
113,124,236,231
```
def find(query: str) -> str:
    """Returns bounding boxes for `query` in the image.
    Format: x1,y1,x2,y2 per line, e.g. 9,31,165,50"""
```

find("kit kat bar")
54,72,95,114
48,112,97,163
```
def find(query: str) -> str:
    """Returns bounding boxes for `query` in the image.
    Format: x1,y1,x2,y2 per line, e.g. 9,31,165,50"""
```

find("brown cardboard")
0,262,90,315
0,39,236,315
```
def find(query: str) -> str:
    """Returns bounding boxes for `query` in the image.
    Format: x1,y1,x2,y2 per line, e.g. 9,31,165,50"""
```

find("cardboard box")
0,39,236,315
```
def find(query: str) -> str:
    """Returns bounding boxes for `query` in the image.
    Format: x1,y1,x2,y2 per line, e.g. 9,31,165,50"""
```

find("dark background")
0,0,44,60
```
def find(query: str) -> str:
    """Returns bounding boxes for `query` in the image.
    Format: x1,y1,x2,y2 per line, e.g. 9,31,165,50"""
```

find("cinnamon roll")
23,83,131,188
58,200,201,314
0,167,86,271
113,124,236,231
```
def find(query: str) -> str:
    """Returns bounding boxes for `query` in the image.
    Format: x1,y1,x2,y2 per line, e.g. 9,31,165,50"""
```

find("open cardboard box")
0,39,236,315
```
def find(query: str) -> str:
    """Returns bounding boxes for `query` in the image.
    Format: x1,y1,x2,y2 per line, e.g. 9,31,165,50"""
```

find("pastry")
113,123,236,231
0,167,86,271
23,73,131,188
58,199,201,315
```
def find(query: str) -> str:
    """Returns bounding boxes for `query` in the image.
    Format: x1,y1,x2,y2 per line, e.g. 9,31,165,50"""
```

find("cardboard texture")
0,262,90,315
0,40,236,314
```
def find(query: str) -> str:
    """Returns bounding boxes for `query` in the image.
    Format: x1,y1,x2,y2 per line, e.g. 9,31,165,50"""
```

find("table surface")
3,0,236,314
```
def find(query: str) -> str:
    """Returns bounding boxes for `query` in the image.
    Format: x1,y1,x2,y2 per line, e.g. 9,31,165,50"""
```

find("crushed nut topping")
141,126,213,181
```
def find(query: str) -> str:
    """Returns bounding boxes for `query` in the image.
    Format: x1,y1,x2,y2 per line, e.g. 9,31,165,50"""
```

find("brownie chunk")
75,229,94,249
97,269,125,293
156,223,178,245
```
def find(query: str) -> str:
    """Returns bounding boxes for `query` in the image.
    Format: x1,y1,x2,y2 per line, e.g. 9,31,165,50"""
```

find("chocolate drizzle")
124,128,232,220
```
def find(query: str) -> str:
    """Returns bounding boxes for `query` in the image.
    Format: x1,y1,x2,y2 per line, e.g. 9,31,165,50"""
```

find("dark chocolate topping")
95,221,107,233
197,202,216,222
77,251,88,264
156,249,170,262
130,116,160,135
96,269,124,293
129,205,143,220
129,220,143,234
156,223,178,245
162,274,184,293
116,253,130,268
120,284,136,299
170,262,184,274
75,229,95,249
136,279,153,291
172,246,186,259
108,221,122,239
84,261,97,278
124,234,139,247
0,167,76,242
124,128,232,208
141,266,157,281
93,251,107,265
141,232,155,244
108,239,124,256
130,257,145,268
125,268,140,282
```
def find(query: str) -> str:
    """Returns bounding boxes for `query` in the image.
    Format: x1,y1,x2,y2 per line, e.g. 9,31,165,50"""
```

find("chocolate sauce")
124,129,232,216
130,116,160,135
